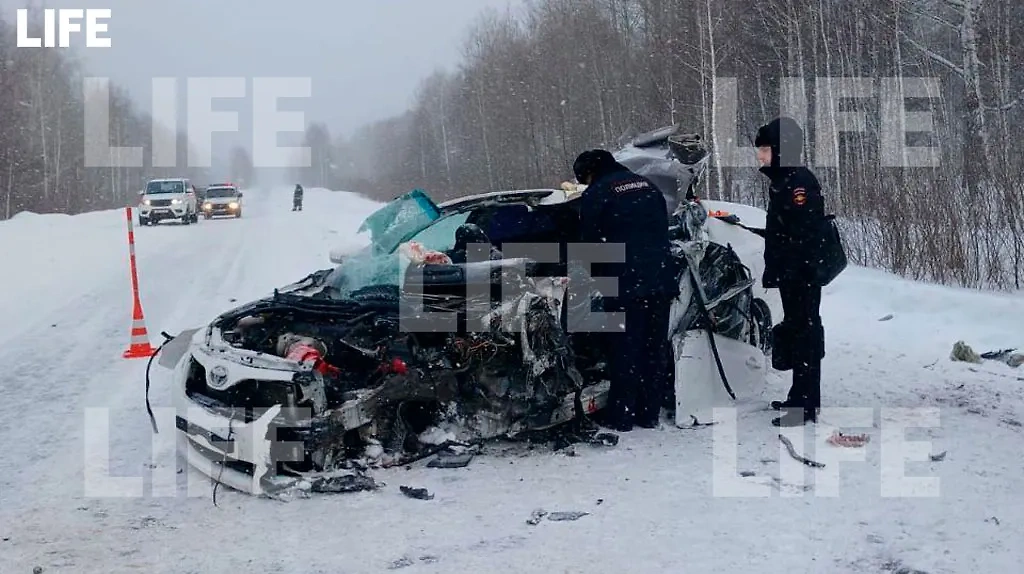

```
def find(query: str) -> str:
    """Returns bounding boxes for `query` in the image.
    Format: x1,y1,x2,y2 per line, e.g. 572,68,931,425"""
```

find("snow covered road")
0,187,1022,573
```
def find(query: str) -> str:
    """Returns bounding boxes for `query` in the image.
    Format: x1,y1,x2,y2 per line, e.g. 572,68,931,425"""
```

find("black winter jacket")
578,164,678,298
760,165,826,288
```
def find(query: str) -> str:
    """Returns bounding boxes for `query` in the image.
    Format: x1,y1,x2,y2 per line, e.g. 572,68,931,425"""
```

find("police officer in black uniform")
753,117,827,427
573,149,678,432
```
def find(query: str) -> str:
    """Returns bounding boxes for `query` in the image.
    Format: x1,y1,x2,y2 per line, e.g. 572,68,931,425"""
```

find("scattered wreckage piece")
980,348,1024,368
400,486,434,500
826,431,871,448
953,342,1024,371
427,449,475,469
310,472,380,494
779,434,825,469
547,511,589,522
526,509,590,524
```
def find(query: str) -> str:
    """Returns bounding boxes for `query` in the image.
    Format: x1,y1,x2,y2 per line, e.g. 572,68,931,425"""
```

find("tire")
235,211,242,218
138,218,148,226
204,213,211,220
750,298,773,355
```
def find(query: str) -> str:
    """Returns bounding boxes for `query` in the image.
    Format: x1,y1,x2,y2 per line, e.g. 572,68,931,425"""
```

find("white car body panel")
669,199,781,426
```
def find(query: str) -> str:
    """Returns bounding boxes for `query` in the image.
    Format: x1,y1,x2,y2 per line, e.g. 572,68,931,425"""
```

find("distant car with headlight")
201,184,244,219
139,178,199,226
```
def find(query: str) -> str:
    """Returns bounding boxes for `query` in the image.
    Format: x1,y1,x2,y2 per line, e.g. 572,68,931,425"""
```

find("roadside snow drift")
0,186,1022,573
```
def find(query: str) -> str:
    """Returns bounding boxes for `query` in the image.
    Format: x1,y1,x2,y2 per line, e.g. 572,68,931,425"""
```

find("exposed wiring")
212,416,235,507
684,262,736,400
144,331,175,434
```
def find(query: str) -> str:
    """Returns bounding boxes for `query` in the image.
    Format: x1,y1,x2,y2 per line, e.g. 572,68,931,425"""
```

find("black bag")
771,322,794,372
771,320,826,371
814,214,847,287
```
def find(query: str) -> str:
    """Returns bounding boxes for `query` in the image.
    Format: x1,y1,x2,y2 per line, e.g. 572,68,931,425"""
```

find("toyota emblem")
208,365,229,388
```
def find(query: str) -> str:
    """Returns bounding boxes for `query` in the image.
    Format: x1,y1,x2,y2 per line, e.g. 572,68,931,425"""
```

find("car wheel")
750,298,773,355
138,218,148,226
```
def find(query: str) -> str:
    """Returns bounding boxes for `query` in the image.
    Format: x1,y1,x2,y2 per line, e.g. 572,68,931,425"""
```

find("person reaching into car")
753,116,828,427
573,149,678,432
447,223,503,264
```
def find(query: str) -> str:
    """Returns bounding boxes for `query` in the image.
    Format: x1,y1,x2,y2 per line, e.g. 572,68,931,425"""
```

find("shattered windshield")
405,212,471,252
324,250,408,297
359,189,441,254
322,191,446,298
323,211,472,298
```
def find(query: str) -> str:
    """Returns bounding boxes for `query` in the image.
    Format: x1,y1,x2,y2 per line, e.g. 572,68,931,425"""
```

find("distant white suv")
139,178,199,225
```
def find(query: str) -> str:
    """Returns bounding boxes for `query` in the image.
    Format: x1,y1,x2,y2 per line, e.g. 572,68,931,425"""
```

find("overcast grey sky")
5,0,520,157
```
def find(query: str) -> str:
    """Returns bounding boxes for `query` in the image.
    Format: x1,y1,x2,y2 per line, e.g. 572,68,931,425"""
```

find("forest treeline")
3,2,1021,289
296,0,1023,289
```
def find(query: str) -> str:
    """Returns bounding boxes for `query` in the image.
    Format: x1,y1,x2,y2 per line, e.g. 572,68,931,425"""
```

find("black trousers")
778,282,823,409
604,294,672,427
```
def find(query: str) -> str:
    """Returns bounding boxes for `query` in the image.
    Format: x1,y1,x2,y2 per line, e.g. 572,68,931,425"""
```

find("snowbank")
0,206,139,346
823,265,1023,363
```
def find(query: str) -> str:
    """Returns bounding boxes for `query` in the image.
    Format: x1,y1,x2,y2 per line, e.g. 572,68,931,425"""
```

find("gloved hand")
712,213,766,237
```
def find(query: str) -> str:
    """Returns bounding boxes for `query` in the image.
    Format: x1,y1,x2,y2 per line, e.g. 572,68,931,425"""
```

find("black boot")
771,408,817,427
770,398,802,410
635,414,660,430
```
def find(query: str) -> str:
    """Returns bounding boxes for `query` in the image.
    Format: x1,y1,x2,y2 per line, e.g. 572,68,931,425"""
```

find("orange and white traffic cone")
122,206,157,359
123,298,156,359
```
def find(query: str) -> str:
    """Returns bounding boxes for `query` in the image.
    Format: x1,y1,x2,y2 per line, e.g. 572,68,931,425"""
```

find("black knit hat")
573,149,618,183
754,117,804,168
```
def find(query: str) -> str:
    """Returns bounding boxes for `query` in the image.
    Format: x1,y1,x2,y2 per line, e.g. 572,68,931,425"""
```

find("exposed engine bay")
179,268,608,487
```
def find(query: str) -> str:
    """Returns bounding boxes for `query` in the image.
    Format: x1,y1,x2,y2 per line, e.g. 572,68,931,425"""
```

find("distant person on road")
293,184,304,211
573,149,678,433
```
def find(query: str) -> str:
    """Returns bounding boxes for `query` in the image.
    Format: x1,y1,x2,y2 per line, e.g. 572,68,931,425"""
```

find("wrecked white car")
154,127,781,496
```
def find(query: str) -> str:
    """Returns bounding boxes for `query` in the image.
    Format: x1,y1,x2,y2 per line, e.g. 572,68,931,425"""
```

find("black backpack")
813,214,848,287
